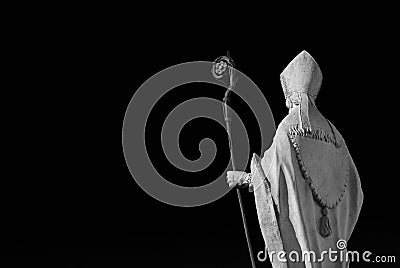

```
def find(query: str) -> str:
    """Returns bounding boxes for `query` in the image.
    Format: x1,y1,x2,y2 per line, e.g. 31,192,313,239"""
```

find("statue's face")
286,98,299,113
289,104,297,113
286,97,294,112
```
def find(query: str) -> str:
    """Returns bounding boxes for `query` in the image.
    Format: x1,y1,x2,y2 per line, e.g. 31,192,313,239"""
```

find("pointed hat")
280,50,322,132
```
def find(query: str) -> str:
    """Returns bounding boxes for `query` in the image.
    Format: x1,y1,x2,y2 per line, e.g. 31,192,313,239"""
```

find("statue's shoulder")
270,121,292,152
323,120,348,150
278,106,309,135
274,111,297,141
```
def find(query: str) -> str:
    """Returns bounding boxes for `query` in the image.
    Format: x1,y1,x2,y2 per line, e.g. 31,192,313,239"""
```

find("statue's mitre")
280,51,323,132
280,50,322,99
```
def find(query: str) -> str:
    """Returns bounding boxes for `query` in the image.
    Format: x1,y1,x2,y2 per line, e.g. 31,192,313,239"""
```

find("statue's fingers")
227,171,235,180
226,177,235,186
228,181,237,188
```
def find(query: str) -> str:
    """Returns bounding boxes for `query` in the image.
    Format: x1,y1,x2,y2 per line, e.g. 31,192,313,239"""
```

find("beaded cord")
288,128,349,237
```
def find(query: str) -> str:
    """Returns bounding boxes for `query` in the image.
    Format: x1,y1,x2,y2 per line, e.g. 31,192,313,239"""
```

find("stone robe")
251,104,363,268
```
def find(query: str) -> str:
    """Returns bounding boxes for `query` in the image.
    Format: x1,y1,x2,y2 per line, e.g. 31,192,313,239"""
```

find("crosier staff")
213,54,256,268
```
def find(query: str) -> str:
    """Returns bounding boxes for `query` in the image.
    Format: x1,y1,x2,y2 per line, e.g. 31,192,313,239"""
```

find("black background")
2,19,399,267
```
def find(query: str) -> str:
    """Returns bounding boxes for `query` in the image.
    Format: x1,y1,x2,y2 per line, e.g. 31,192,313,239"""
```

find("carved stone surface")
251,51,363,267
292,132,349,209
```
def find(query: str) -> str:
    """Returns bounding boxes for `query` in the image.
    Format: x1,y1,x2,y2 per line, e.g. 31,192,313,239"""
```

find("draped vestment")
250,51,363,268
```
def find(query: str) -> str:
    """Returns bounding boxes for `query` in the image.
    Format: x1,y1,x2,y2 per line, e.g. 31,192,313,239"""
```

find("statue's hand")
226,171,247,188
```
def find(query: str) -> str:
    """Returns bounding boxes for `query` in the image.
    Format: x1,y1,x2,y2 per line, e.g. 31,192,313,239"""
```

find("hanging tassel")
298,93,312,133
319,207,332,237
